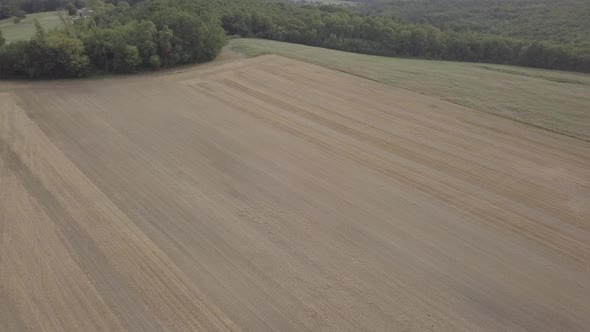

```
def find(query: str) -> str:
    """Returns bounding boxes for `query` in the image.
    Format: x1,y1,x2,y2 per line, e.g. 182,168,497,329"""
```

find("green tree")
47,33,90,77
157,25,173,66
0,41,28,77
409,29,427,56
113,44,140,72
15,9,26,19
65,3,77,15
23,41,51,78
0,5,14,20
34,19,46,40
249,13,273,36
148,10,226,63
117,1,130,12
122,21,157,64
149,54,160,70
83,28,123,72
221,14,250,36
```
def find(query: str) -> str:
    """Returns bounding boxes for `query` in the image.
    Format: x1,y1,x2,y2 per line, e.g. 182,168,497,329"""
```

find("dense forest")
1,0,589,78
217,0,590,72
0,0,226,78
353,0,590,48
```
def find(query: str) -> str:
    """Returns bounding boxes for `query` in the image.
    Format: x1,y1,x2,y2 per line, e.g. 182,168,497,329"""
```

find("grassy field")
230,39,590,141
0,11,63,42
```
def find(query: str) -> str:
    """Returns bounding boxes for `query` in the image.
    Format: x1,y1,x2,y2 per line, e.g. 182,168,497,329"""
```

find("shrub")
65,3,77,16
149,54,160,70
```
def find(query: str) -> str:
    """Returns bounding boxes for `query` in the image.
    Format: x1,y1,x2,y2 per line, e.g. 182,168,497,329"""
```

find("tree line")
0,0,226,78
1,0,589,79
217,0,590,73
352,0,590,49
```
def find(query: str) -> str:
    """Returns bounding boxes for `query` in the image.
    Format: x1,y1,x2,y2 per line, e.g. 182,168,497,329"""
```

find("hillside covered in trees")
218,0,590,73
354,0,590,49
1,0,589,78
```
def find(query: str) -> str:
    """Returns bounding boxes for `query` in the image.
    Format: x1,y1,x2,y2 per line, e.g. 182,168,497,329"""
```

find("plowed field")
1,55,589,331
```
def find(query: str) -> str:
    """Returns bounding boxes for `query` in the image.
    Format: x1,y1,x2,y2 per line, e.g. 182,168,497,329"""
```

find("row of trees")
0,0,226,78
217,2,590,72
0,23,89,78
1,0,589,78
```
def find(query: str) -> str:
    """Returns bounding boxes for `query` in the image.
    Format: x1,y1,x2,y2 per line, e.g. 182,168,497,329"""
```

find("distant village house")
76,8,94,18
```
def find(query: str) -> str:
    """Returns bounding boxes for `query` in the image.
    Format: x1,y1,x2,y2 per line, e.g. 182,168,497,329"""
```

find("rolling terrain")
1,54,589,331
231,39,590,141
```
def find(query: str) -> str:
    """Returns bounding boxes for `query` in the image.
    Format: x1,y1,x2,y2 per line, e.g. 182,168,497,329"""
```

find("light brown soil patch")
1,55,589,331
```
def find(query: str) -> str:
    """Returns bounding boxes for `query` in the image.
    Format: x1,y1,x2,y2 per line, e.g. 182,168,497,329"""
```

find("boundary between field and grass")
229,39,590,143
1,29,587,143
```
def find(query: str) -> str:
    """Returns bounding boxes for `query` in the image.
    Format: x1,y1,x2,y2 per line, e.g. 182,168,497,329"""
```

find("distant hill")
355,0,590,48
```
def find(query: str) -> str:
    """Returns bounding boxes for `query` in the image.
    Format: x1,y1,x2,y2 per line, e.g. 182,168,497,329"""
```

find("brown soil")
1,55,589,331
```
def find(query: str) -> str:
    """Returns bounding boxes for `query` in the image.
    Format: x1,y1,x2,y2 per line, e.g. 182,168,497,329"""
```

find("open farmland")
1,55,589,331
231,39,590,141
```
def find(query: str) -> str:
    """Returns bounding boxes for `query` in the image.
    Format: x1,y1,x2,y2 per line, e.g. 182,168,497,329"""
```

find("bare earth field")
231,39,590,141
1,55,589,331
